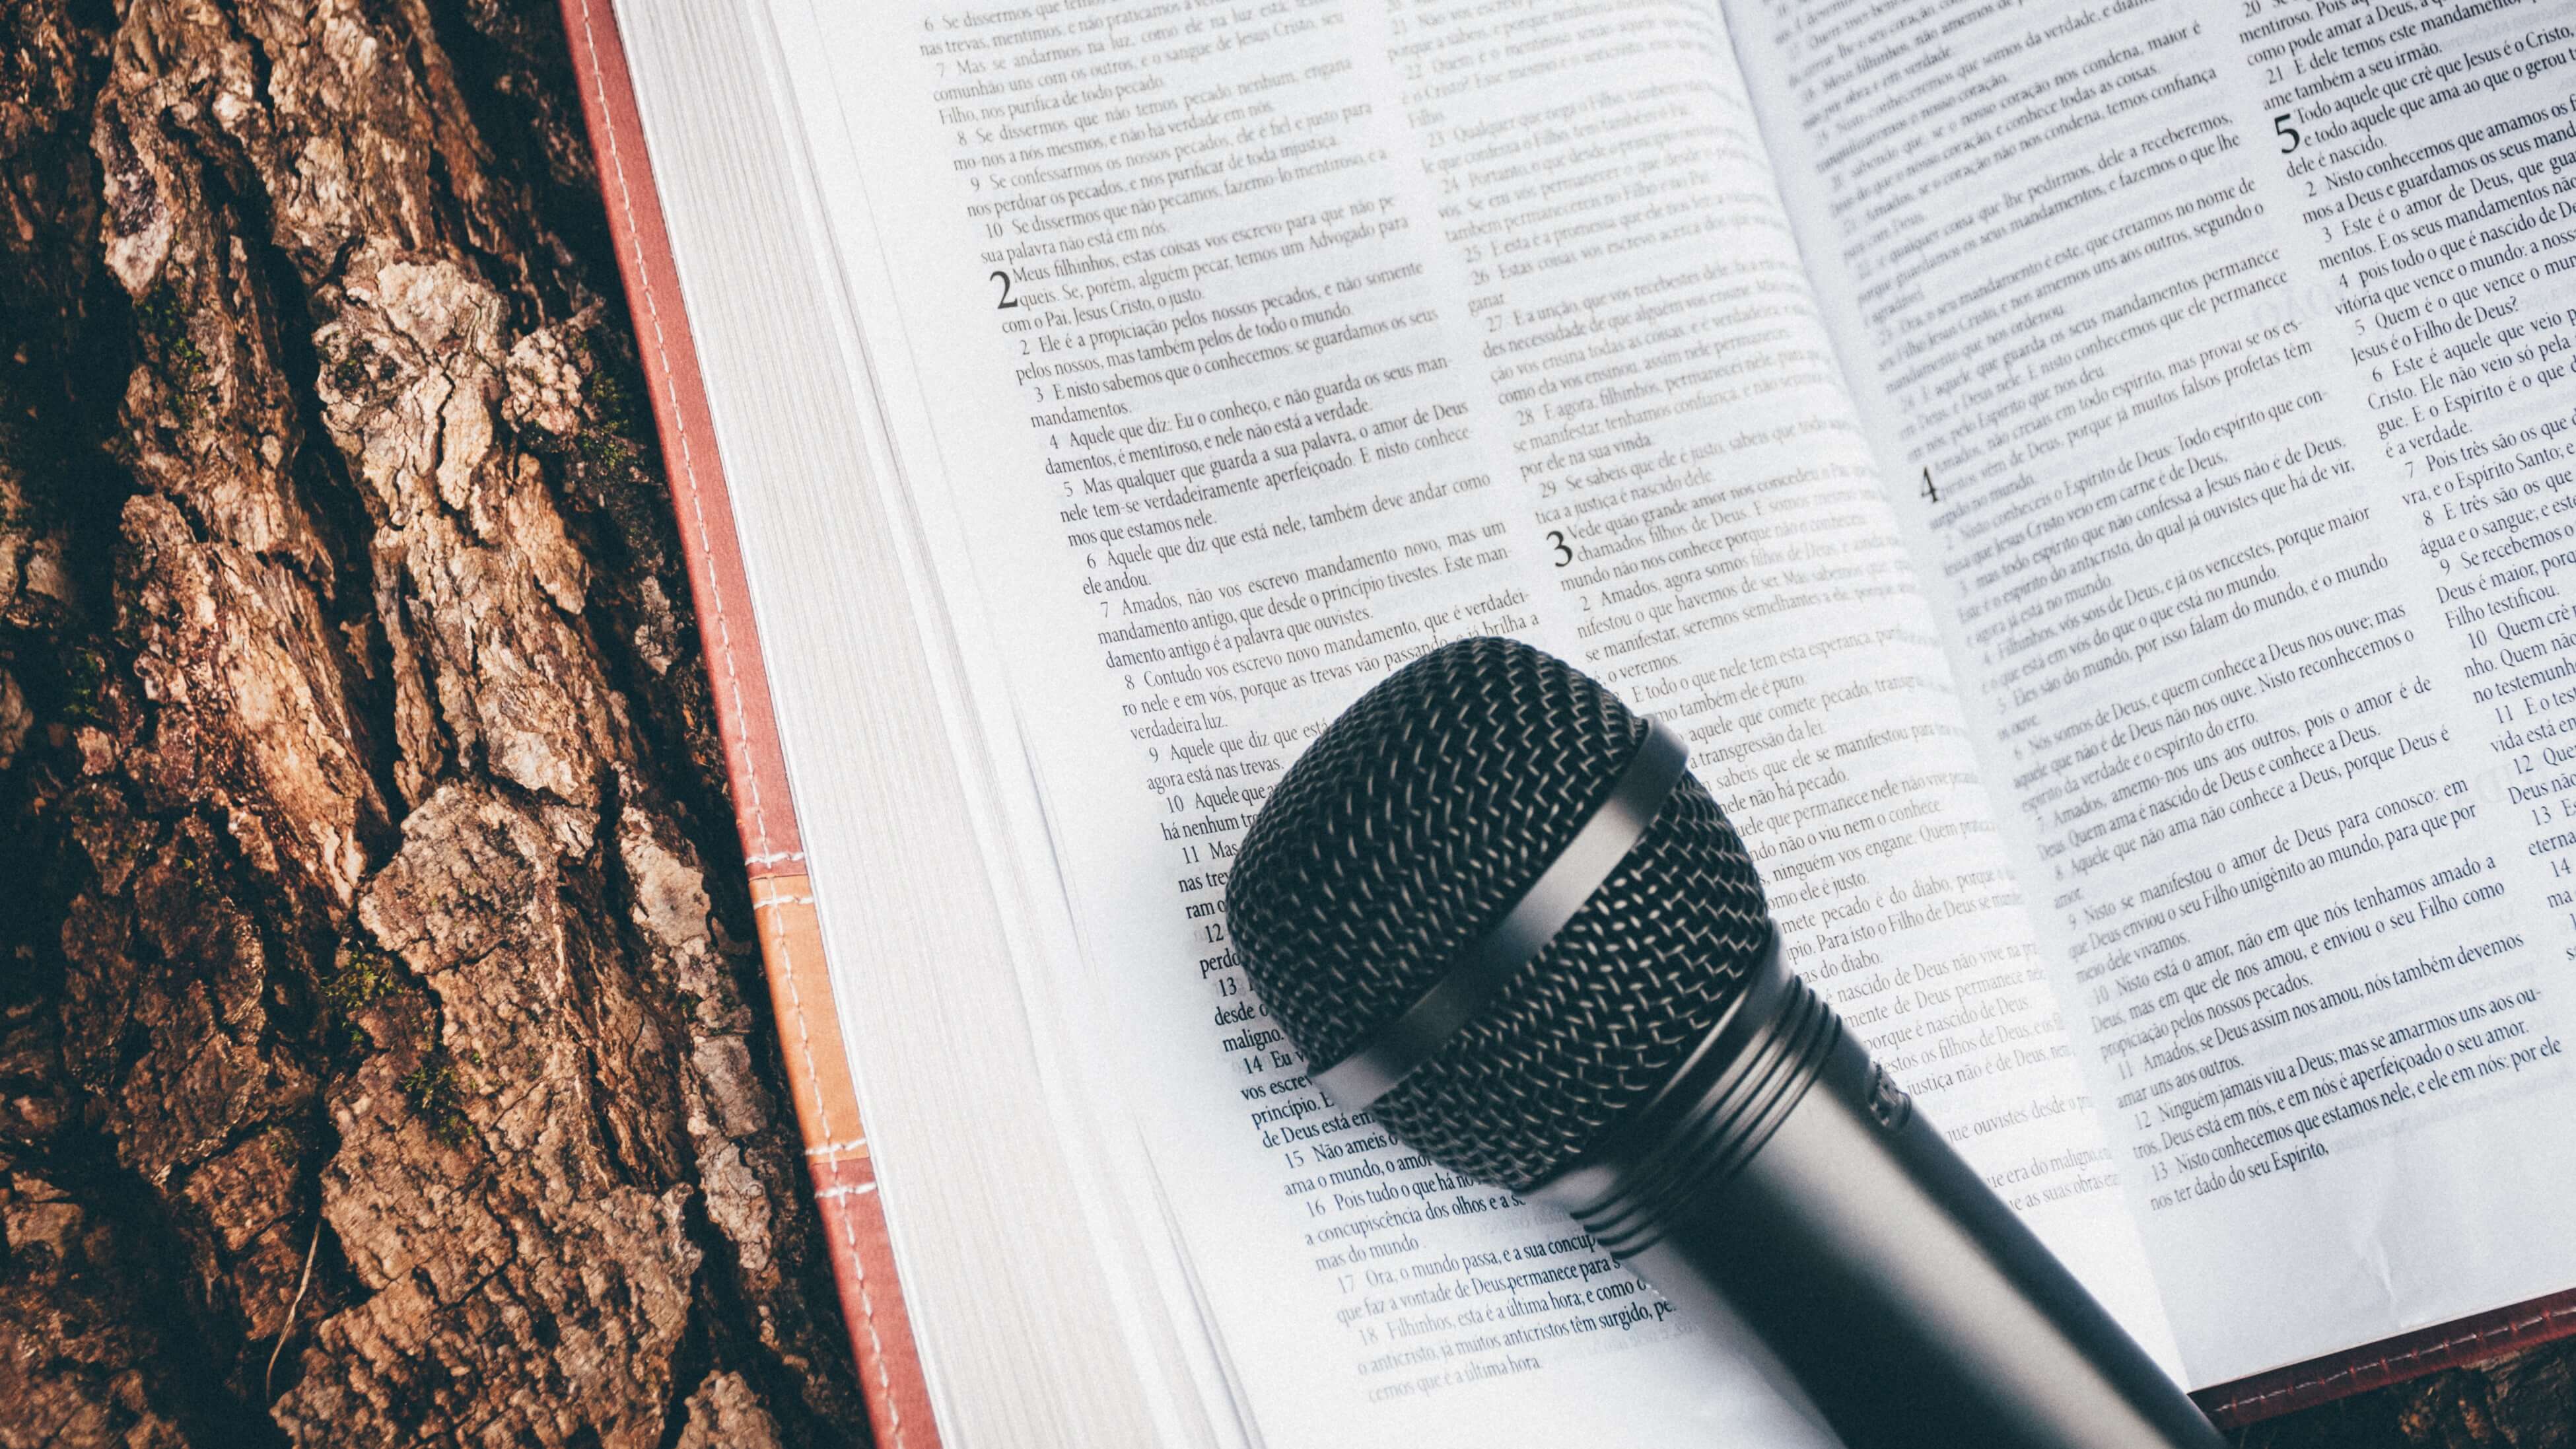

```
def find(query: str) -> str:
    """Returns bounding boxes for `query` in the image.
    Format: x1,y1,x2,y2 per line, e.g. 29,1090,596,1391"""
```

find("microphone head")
1230,637,1772,1190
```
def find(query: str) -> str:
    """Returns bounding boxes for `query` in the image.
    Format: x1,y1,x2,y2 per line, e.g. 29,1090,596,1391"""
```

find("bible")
564,0,2576,1442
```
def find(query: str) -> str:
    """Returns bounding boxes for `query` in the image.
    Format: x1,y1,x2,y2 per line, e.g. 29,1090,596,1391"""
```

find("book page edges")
553,1,938,1444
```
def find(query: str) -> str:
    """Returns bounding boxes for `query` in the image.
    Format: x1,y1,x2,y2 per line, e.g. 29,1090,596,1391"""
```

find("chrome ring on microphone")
1312,717,1689,1111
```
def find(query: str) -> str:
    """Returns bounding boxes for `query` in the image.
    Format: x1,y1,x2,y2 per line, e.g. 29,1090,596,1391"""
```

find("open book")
573,0,2576,1441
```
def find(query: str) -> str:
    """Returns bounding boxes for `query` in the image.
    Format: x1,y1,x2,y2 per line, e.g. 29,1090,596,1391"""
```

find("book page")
758,0,2171,1441
1727,0,2576,1387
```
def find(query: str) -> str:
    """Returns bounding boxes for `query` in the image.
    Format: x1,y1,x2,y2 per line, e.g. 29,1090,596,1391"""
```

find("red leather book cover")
556,3,938,1444
2194,1287,2576,1427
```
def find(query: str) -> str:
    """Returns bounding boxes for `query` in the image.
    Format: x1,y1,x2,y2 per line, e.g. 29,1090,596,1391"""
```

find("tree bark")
0,0,863,1442
0,1,2569,1446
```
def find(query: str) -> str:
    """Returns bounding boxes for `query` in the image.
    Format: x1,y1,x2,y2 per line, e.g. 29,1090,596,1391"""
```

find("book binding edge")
555,2,940,1444
2194,1284,2576,1427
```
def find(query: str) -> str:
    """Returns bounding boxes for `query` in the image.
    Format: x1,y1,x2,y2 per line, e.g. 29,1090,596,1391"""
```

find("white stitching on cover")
571,5,903,1441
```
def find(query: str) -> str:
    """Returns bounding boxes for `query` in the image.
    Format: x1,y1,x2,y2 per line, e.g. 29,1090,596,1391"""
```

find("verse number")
2272,112,2300,154
990,269,1020,309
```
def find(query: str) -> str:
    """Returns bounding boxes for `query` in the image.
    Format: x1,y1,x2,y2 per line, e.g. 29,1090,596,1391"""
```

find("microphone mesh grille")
1230,637,1771,1189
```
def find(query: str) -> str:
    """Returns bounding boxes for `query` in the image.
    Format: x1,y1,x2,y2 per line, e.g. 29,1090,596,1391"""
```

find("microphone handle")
1530,942,2226,1449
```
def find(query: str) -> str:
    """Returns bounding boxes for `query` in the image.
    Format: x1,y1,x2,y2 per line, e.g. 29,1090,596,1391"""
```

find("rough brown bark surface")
0,0,2568,1446
0,0,862,1442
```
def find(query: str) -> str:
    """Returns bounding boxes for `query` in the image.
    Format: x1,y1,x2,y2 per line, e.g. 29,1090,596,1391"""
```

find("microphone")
1228,637,2223,1449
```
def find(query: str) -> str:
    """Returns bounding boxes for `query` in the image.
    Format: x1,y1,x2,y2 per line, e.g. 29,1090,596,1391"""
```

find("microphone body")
1530,940,2223,1449
1228,637,2225,1449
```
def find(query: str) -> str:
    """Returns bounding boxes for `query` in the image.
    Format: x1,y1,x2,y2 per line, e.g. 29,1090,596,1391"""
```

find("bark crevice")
0,0,863,1442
